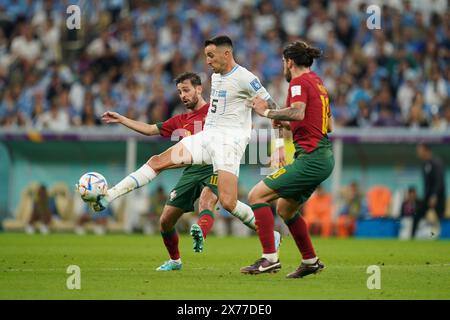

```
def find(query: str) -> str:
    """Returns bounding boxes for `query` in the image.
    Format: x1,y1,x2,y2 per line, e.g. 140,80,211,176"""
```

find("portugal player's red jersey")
157,103,209,139
286,71,331,153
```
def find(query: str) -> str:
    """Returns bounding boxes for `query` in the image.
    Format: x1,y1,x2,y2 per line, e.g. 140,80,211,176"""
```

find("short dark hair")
204,35,233,48
174,72,202,86
283,41,322,67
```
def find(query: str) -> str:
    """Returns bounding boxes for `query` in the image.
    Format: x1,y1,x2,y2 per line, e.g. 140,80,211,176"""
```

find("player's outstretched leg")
277,198,324,278
91,142,192,211
157,205,185,271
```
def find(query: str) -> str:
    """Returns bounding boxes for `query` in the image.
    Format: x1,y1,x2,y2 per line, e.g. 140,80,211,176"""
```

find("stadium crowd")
0,0,449,130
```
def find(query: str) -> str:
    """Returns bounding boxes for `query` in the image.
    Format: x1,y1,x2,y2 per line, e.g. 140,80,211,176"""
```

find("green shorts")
166,165,218,212
263,145,334,204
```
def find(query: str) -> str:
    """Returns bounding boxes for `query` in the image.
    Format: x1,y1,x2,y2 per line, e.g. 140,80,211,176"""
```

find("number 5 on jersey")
211,99,218,113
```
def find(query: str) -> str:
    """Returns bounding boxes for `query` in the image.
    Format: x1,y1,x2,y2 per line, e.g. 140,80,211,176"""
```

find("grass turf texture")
0,233,449,300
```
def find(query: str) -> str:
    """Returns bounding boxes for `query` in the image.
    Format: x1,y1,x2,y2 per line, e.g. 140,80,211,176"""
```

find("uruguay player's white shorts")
180,129,249,177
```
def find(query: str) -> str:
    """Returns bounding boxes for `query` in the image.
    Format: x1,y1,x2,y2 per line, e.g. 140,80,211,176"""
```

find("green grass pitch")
1,233,449,300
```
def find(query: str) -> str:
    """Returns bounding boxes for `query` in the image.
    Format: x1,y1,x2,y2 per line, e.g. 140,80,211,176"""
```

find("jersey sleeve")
242,71,271,100
289,77,307,104
157,116,179,138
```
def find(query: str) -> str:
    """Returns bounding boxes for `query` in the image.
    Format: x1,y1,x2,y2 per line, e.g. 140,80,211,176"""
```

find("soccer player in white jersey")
84,35,282,251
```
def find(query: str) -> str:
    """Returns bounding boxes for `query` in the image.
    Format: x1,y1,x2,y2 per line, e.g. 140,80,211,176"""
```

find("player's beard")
284,68,292,82
185,96,198,110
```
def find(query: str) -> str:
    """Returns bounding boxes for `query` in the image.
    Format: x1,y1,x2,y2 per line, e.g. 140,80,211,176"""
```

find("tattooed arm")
252,96,305,121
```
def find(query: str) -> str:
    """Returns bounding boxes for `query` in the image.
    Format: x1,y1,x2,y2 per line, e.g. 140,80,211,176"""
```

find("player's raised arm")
102,111,160,136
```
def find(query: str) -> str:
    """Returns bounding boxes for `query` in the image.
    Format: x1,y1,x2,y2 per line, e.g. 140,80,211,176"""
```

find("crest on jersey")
170,190,177,201
250,78,262,91
291,85,301,97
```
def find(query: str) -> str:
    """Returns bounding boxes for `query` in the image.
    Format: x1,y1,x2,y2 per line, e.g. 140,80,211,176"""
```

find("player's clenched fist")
102,111,123,124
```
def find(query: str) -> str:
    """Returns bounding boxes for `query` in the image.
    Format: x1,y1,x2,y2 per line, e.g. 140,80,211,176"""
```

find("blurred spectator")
34,96,70,131
336,181,363,238
347,99,373,128
335,12,355,49
81,92,100,126
396,69,419,122
398,186,423,240
405,92,429,128
367,185,392,218
401,186,422,219
413,143,447,239
25,184,52,234
332,93,351,127
306,3,333,45
281,0,307,38
10,22,41,74
69,70,94,115
372,85,401,127
254,0,276,36
303,185,333,238
424,64,448,114
0,0,447,130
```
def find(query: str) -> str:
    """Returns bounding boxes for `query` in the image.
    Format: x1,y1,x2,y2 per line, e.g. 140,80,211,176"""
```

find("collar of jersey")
221,64,240,77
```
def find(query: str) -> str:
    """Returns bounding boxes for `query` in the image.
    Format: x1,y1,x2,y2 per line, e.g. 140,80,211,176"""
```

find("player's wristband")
263,109,271,117
275,138,284,148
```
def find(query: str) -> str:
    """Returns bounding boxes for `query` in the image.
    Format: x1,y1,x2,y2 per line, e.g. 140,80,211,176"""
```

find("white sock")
302,257,318,265
171,258,181,264
106,164,157,202
231,201,256,231
262,253,278,263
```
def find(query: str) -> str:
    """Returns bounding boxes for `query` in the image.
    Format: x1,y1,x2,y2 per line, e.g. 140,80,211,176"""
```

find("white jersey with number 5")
204,64,271,139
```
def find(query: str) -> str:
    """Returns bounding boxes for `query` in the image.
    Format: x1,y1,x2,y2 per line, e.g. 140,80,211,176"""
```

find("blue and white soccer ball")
77,172,108,202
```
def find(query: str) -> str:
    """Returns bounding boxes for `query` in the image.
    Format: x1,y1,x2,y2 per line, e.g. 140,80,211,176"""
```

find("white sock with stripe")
231,201,256,231
262,253,278,263
302,257,318,265
106,164,157,202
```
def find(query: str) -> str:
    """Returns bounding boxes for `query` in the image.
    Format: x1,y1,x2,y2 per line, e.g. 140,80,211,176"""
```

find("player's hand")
251,96,269,116
271,146,286,169
102,111,123,124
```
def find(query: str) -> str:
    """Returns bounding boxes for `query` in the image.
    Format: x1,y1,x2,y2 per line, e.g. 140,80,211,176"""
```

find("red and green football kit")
156,104,218,212
264,71,334,203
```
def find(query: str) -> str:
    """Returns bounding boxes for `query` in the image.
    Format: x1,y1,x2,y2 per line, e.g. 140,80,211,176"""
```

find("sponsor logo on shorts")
170,190,177,201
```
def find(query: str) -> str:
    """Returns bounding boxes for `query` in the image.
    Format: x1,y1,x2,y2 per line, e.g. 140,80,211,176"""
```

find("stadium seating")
48,182,76,232
2,181,40,231
440,220,450,239
355,218,400,238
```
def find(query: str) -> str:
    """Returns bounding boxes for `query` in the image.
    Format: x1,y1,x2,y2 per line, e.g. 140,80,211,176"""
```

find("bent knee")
248,188,267,205
199,195,217,212
147,155,163,172
159,215,174,232
219,195,237,212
